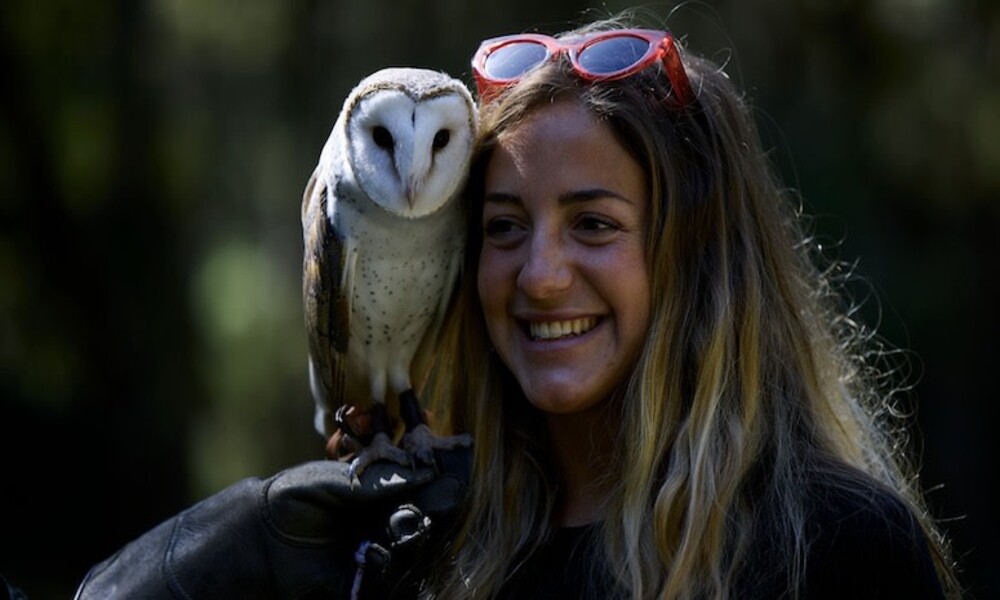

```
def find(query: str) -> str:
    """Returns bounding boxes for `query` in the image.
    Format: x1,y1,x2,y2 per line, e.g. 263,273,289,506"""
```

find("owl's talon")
402,423,471,470
349,431,412,477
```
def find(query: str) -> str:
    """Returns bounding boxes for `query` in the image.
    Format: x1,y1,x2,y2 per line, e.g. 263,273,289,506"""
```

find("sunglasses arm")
660,37,694,107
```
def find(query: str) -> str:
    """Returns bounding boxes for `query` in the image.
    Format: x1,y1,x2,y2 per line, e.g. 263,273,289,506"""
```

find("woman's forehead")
484,101,647,208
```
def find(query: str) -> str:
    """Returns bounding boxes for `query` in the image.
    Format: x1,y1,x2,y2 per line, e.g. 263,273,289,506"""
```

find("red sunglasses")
472,28,694,107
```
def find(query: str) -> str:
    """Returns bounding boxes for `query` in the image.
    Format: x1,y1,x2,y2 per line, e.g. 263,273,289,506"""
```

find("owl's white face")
347,89,475,218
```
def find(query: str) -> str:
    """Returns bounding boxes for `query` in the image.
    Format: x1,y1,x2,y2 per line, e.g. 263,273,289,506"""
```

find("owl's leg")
399,389,472,467
348,403,411,478
399,389,427,432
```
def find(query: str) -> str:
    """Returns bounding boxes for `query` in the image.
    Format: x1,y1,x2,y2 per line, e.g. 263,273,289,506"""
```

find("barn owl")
301,67,475,475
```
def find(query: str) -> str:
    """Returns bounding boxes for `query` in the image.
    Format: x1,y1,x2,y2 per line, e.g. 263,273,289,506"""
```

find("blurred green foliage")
1,0,996,598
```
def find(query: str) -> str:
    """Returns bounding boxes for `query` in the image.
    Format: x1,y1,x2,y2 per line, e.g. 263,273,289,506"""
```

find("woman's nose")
516,231,572,300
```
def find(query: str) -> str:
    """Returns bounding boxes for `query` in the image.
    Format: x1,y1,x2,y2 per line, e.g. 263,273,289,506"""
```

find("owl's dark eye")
373,126,394,149
432,129,450,151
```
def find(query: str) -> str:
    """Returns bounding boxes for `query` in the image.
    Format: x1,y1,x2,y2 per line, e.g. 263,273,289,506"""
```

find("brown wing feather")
302,169,352,432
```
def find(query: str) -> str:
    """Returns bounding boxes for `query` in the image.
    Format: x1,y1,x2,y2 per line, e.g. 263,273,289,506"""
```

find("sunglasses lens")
484,41,548,80
577,36,650,75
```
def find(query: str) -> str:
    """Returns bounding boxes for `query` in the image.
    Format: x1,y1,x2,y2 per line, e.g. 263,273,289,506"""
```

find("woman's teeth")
529,318,597,340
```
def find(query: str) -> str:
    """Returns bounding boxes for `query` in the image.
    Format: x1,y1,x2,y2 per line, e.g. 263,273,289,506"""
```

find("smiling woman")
426,14,962,600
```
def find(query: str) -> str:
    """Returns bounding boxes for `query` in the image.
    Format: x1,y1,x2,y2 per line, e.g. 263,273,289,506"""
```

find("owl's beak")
405,180,418,209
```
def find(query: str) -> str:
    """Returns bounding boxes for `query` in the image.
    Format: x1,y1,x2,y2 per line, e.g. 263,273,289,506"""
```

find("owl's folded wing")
302,168,354,437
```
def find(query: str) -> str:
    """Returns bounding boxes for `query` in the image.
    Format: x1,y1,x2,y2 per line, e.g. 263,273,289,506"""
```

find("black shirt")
496,479,945,599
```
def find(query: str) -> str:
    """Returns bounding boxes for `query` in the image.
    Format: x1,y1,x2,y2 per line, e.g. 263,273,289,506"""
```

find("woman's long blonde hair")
423,15,960,600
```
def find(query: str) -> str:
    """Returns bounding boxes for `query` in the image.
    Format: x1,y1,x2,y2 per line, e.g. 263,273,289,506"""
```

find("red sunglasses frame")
472,29,694,107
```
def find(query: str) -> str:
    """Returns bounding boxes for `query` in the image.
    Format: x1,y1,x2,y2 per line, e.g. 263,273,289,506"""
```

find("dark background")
1,1,996,598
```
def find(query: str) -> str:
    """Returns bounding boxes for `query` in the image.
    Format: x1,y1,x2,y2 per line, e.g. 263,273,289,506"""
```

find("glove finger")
408,472,467,520
402,446,472,523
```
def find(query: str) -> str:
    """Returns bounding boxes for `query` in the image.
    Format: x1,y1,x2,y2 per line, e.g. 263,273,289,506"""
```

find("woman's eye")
483,217,524,237
576,215,618,233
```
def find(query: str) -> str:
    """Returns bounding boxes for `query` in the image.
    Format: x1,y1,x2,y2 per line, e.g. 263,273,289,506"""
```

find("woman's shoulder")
796,466,946,599
804,465,919,532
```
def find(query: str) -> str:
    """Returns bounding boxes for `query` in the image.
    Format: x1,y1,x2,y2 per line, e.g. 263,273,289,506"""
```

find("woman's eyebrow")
558,188,636,206
483,191,521,205
483,189,636,206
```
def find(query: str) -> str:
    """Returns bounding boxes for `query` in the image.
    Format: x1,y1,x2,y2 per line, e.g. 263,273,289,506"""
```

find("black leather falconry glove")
74,448,470,599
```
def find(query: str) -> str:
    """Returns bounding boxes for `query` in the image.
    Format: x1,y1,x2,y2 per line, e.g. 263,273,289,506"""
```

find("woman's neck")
545,406,616,527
